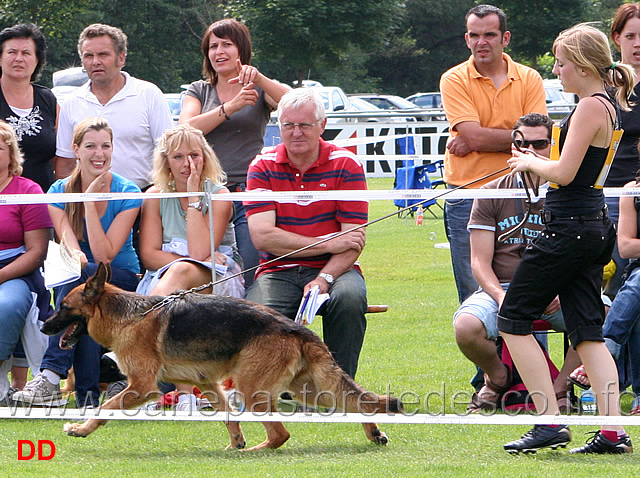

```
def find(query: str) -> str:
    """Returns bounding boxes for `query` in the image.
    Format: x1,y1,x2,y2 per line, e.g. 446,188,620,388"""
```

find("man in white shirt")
54,24,172,189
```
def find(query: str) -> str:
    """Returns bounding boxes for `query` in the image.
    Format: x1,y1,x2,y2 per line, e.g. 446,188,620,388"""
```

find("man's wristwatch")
318,272,334,285
188,201,203,211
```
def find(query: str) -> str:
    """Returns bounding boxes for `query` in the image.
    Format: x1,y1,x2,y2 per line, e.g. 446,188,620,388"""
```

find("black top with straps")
545,92,619,216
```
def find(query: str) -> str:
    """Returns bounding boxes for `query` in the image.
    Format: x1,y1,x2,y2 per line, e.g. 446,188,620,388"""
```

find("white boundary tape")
1,408,640,426
2,169,636,427
3,187,640,206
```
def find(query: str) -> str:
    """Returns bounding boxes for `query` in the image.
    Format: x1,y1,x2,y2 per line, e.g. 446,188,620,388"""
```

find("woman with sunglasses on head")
498,24,634,454
180,18,289,289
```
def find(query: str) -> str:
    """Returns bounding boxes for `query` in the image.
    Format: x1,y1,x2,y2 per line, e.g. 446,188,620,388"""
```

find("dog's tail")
301,341,402,414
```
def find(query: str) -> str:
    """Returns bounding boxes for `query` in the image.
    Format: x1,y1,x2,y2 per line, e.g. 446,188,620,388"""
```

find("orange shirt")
440,53,547,187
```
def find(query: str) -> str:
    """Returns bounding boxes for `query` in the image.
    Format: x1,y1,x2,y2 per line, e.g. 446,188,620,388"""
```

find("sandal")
556,391,577,414
467,366,512,413
567,365,591,390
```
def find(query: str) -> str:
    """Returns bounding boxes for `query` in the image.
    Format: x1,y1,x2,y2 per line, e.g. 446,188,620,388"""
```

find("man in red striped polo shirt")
244,88,368,378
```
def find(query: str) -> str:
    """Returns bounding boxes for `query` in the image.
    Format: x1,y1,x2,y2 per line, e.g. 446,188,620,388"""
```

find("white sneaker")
175,400,195,412
11,373,68,406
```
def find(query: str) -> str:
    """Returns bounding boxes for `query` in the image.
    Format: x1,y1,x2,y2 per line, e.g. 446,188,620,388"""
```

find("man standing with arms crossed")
440,4,547,303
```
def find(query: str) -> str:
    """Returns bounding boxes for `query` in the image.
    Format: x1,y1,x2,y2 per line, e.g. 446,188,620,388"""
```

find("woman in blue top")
498,24,635,455
13,117,142,408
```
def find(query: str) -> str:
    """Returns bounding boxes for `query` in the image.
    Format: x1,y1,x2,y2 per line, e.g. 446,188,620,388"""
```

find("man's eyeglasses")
514,138,550,150
279,121,320,132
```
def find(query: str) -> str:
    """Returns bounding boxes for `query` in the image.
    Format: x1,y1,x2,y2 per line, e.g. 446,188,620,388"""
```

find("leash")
497,129,542,243
140,164,511,316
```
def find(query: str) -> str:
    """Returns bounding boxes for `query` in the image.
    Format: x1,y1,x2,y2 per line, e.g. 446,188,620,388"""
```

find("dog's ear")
104,262,112,283
83,262,109,299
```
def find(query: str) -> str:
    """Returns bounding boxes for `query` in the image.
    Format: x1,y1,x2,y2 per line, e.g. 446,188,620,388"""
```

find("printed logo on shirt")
497,213,543,244
6,106,43,141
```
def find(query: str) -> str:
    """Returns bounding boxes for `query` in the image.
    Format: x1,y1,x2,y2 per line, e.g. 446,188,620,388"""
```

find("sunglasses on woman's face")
514,138,550,150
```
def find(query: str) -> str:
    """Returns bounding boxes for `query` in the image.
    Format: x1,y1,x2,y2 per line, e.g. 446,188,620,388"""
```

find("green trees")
0,0,627,95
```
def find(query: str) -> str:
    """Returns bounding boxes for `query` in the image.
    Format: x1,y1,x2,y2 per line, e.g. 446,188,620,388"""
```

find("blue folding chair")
423,159,446,189
393,163,439,218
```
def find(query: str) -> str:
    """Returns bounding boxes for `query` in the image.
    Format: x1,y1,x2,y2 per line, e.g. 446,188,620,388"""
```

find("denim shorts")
453,284,566,340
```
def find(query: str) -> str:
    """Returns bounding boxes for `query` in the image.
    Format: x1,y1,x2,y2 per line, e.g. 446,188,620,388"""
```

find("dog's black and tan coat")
42,263,401,451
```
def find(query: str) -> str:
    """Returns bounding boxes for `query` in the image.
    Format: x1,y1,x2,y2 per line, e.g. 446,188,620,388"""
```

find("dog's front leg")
64,380,159,438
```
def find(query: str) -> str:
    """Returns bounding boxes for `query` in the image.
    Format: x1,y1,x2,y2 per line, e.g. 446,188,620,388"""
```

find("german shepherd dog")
41,263,401,451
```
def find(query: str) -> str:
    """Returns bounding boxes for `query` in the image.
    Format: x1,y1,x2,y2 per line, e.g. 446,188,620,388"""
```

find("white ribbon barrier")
3,187,640,206
1,407,640,426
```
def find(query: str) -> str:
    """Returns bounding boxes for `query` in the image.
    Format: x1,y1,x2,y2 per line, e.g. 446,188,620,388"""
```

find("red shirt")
245,139,368,277
0,175,52,251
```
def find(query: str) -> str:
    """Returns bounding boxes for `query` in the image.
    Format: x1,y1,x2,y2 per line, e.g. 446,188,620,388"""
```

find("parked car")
309,86,360,123
349,94,425,121
405,92,446,121
350,94,415,110
348,97,416,123
543,78,577,105
164,93,183,125
543,78,577,118
405,92,442,109
293,79,323,88
51,66,88,105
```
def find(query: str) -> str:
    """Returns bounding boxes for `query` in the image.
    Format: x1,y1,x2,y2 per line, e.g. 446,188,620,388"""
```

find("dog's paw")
225,435,246,450
371,428,389,445
63,422,88,437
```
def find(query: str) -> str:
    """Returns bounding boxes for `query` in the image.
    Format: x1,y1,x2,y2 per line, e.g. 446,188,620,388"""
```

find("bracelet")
220,103,231,121
187,201,203,211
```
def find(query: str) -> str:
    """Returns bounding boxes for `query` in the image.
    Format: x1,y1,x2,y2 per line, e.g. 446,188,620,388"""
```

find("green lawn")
2,178,636,476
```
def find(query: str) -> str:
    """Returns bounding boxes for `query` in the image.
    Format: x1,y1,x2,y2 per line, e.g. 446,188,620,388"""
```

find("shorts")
498,217,615,346
453,283,565,340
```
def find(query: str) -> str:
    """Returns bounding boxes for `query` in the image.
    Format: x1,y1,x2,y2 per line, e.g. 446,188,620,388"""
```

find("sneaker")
504,425,571,454
175,400,195,412
569,431,633,454
11,373,68,406
105,380,128,400
0,386,17,406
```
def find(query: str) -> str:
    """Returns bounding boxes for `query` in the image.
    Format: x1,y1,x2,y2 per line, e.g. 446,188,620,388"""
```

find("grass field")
1,178,637,476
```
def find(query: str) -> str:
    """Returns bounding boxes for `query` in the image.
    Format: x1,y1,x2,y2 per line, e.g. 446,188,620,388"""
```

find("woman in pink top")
0,120,52,403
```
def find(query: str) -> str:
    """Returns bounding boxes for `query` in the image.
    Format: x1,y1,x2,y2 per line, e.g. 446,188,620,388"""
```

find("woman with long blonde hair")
136,124,243,411
499,24,634,454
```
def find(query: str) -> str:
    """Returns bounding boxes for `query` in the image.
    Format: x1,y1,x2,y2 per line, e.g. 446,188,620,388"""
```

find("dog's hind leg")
63,376,159,438
301,341,403,446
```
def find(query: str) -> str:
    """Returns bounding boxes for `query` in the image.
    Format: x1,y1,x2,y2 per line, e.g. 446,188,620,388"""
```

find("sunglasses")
514,138,550,150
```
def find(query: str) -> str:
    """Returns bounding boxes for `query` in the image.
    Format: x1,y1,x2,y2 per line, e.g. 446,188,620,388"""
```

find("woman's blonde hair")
64,117,113,241
0,120,24,176
553,23,635,110
152,124,226,192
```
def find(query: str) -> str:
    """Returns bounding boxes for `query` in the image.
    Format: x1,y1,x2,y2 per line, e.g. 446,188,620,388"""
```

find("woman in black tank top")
498,24,636,455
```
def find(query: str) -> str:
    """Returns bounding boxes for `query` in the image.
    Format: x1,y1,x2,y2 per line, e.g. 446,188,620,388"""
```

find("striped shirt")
245,138,368,277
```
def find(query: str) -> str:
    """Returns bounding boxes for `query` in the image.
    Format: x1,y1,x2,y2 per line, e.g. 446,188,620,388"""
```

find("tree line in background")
0,0,627,96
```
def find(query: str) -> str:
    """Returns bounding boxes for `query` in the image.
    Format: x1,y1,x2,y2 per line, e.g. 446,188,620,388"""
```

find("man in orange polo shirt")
439,4,547,303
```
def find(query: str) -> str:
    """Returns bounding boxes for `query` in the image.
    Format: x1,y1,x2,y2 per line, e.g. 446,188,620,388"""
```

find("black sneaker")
569,431,633,454
504,425,571,454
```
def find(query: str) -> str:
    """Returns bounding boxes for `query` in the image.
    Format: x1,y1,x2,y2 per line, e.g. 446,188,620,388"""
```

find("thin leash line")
140,165,511,317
